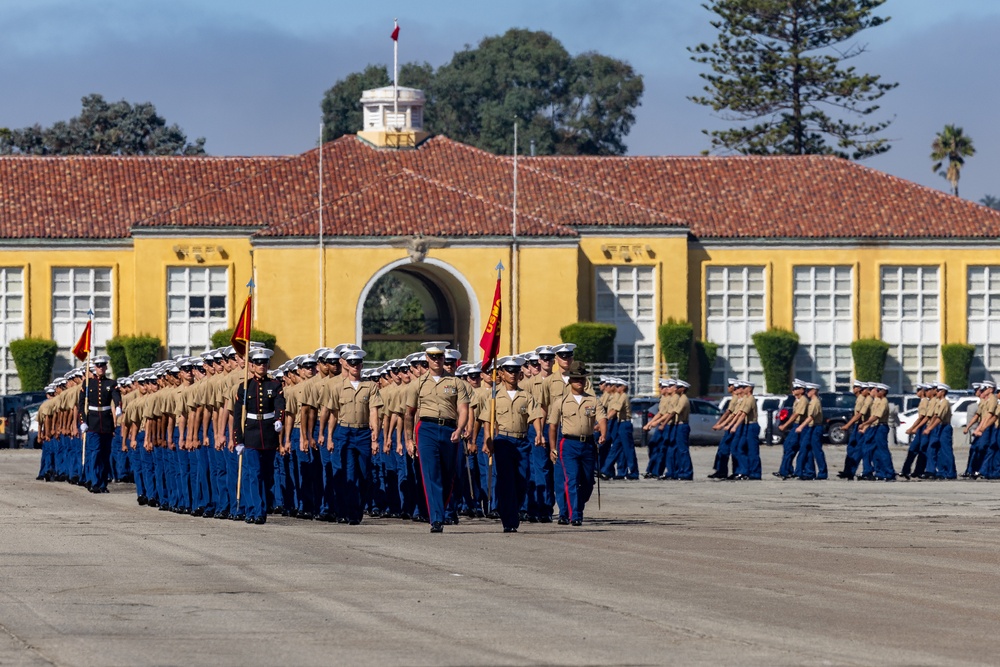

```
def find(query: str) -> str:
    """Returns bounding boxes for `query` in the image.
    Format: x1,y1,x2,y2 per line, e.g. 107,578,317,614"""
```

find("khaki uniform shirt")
284,383,304,427
870,396,890,425
792,395,808,423
672,394,690,424
917,396,930,418
405,375,471,420
330,379,384,426
547,392,607,438
932,396,951,423
482,388,536,436
806,396,824,425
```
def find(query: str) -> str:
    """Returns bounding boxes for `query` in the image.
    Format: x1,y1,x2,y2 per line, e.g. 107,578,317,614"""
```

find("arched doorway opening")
358,260,478,362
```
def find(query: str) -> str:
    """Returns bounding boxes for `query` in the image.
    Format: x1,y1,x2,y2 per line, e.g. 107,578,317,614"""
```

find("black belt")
562,433,594,442
420,417,457,428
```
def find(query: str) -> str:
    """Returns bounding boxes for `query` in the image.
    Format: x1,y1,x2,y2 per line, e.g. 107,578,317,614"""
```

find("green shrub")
941,343,974,389
658,318,693,381
559,322,616,364
751,328,799,394
105,336,129,379
9,338,58,391
694,340,718,397
851,338,890,382
211,327,277,351
123,335,161,372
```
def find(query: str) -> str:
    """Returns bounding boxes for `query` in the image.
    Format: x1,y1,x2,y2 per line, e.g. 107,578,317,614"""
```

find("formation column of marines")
34,340,615,531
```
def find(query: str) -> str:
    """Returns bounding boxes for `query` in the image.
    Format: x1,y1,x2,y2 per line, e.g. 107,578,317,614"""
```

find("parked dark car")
773,392,856,445
0,392,46,449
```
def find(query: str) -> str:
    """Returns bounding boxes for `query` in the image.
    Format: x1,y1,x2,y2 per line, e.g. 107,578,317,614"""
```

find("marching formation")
33,344,993,529
34,341,621,532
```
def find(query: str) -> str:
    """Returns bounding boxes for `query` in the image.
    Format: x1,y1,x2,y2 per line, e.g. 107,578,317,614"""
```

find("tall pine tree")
689,0,897,160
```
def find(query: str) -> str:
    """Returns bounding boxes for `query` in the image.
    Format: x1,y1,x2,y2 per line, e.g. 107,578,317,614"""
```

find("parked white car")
895,396,979,445
718,394,786,444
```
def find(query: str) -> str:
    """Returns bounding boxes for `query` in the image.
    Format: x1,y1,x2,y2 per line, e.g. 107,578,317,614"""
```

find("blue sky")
2,0,998,202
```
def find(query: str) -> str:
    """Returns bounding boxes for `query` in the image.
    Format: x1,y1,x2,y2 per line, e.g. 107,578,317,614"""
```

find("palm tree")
981,195,1000,211
931,125,975,197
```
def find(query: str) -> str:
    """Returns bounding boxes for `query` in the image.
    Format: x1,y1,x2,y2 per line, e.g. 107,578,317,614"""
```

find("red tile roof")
2,136,997,241
520,154,1000,239
0,155,281,239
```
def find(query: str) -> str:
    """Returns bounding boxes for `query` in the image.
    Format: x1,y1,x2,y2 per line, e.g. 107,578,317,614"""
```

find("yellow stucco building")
2,87,999,395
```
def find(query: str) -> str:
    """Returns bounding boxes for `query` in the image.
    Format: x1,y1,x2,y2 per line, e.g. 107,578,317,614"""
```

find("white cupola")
357,86,430,149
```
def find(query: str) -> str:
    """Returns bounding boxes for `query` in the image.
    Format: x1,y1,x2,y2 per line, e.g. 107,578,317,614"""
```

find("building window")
595,266,656,394
0,268,25,394
880,266,939,391
167,267,228,358
967,266,1000,382
793,266,853,391
706,266,766,392
51,268,113,375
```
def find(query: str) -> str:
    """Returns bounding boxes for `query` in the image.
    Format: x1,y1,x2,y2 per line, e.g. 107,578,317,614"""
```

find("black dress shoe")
192,508,204,517
231,514,245,521
299,512,314,521
216,511,229,520
203,510,215,519
399,512,412,520
36,475,45,481
137,495,148,506
571,520,583,526
253,517,266,524
147,499,159,508
348,519,360,526
159,504,171,512
487,511,500,520
474,509,486,518
538,516,553,523
430,522,444,533
557,517,570,525
245,517,254,524
337,517,349,524
503,527,518,533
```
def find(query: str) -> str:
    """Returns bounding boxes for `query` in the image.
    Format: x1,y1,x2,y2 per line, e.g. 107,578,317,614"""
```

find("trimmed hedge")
211,327,277,351
123,335,161,373
9,338,58,391
105,336,129,379
851,338,890,382
751,328,799,395
658,318,693,381
942,343,974,389
695,340,718,397
559,322,616,364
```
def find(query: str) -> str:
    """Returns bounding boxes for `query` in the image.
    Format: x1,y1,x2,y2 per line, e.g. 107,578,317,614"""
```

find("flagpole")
393,18,399,126
81,309,93,470
511,121,519,355
237,263,255,505
318,122,325,347
487,261,503,510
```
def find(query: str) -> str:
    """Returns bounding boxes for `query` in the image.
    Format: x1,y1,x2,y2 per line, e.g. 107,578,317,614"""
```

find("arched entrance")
357,258,478,362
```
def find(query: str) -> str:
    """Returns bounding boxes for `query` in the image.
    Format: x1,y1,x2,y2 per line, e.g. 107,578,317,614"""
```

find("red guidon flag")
230,294,253,357
71,320,92,362
479,276,502,372
391,24,400,41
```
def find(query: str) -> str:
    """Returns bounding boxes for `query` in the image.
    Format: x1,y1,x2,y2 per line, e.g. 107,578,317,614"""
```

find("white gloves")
235,444,245,454
79,423,88,435
115,407,122,417
274,421,283,434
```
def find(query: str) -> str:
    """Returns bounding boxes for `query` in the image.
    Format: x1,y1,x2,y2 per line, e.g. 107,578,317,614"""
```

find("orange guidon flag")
71,320,93,362
479,276,502,372
230,294,253,357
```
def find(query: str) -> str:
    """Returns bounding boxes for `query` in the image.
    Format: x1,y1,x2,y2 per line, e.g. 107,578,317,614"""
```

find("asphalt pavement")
2,443,1000,667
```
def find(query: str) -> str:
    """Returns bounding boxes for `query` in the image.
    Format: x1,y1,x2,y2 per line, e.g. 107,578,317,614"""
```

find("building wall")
4,235,999,393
